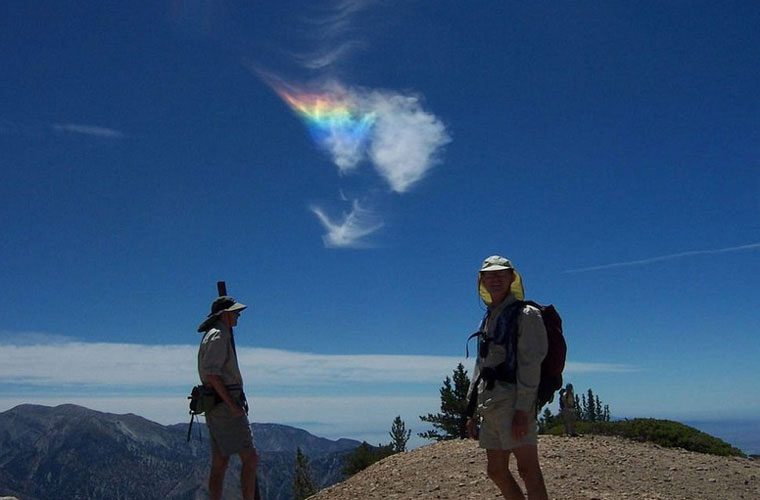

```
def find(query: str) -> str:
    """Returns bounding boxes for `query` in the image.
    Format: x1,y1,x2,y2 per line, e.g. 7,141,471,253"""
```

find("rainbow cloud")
273,86,376,172
270,82,449,194
265,79,449,248
247,0,449,248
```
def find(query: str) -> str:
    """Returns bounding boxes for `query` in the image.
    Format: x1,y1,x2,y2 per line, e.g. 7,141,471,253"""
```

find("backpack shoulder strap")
465,310,490,358
465,330,482,358
520,299,541,311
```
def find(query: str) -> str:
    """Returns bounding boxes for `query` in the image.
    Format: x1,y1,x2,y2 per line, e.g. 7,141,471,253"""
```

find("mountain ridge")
0,403,360,500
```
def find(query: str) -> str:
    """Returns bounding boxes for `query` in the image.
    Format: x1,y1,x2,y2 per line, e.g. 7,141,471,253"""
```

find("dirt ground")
310,435,760,500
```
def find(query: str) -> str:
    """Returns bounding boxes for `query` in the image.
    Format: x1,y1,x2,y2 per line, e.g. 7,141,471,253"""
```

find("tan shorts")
478,401,538,450
205,404,255,457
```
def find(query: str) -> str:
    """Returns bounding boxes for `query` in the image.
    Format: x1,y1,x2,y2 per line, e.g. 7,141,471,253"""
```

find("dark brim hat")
197,296,247,332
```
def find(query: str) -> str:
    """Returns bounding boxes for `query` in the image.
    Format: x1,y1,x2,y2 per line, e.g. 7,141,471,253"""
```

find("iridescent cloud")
274,85,376,172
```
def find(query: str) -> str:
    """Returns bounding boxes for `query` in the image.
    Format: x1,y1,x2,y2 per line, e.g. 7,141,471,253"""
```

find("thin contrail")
564,242,760,274
52,123,124,138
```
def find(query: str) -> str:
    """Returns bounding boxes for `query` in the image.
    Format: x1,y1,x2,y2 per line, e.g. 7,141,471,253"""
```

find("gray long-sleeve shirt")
467,295,548,413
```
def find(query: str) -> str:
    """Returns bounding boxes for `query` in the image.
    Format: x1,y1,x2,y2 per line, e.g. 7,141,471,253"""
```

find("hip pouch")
188,385,221,415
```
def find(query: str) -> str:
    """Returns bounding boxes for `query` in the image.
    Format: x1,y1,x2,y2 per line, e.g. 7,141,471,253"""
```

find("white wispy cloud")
0,330,75,345
567,362,639,373
286,1,375,71
311,199,384,248
0,339,638,441
0,342,457,388
564,243,760,273
295,41,366,70
251,1,450,247
0,341,634,389
52,123,125,139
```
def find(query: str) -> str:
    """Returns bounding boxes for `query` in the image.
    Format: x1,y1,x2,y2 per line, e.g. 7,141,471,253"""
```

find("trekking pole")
216,280,227,298
186,414,194,442
218,280,238,355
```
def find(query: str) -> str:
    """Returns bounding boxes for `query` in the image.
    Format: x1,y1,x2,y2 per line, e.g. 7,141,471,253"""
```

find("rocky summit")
312,435,760,500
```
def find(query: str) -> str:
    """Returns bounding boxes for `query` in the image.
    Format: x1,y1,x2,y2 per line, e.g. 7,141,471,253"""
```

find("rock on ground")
310,435,760,500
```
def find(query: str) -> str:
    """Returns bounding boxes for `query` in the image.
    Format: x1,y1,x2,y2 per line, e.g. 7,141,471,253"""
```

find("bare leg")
512,445,549,500
239,448,259,500
486,449,525,499
209,451,229,500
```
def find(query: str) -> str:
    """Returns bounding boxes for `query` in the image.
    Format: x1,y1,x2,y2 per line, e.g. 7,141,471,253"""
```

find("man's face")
221,310,240,328
481,269,514,302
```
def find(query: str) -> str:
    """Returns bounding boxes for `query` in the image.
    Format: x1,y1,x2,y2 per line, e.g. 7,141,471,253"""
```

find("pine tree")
581,394,588,420
389,415,412,452
586,389,596,422
595,395,603,422
342,442,395,477
574,388,612,422
293,447,317,500
418,363,471,440
538,407,554,434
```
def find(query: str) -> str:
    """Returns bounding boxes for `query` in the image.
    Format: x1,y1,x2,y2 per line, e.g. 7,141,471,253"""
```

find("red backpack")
522,301,567,410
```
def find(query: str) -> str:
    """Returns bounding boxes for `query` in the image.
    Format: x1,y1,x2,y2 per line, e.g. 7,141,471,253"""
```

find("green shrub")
546,418,745,457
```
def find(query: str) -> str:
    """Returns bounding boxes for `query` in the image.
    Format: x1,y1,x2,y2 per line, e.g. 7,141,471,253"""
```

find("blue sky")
1,1,758,448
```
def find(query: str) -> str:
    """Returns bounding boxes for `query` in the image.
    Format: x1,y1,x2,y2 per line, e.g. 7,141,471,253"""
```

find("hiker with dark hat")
197,296,258,500
466,255,549,500
560,383,577,436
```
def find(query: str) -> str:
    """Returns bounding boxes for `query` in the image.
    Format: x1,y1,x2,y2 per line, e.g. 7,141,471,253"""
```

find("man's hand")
206,374,245,417
466,417,479,439
511,409,530,441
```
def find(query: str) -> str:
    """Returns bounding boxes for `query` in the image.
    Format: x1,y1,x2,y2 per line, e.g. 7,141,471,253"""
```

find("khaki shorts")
478,400,538,450
205,403,255,457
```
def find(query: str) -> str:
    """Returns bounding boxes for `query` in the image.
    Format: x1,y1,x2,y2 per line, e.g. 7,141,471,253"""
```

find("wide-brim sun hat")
197,295,247,332
478,255,525,303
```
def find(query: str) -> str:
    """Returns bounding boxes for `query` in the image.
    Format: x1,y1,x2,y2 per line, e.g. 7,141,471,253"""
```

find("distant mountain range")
0,404,362,500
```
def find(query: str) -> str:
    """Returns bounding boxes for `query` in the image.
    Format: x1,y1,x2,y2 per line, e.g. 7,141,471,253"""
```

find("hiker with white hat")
466,255,550,500
197,295,258,500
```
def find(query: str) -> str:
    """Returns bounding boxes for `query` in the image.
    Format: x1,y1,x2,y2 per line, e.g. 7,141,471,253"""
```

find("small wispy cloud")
52,123,125,139
297,0,375,69
0,331,76,346
311,199,384,248
564,243,760,274
295,41,366,70
566,362,639,373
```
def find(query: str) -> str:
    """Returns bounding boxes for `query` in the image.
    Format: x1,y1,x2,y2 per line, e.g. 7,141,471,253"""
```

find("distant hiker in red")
197,296,258,500
466,255,550,500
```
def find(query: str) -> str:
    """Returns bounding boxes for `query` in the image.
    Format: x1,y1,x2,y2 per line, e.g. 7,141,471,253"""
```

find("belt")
202,383,243,392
